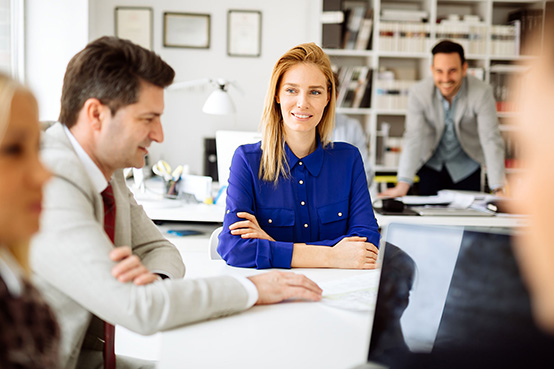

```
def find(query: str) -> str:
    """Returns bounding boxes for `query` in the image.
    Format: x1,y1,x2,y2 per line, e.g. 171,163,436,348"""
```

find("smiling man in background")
379,40,505,197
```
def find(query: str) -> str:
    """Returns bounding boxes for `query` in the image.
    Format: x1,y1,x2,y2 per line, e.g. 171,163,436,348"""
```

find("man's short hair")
431,40,466,65
59,36,175,128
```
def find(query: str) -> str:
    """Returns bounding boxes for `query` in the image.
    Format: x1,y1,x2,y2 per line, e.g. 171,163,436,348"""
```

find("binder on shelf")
342,2,367,49
354,9,373,50
351,66,370,108
356,69,373,108
323,0,341,11
323,23,343,49
336,66,354,108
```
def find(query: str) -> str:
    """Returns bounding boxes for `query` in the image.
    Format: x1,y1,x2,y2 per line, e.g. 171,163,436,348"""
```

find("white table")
375,212,527,229
138,200,224,223
129,179,225,223
155,227,375,369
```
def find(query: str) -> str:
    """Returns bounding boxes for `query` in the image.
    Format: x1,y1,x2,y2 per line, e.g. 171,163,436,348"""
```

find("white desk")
129,179,225,223
156,228,375,369
138,200,224,223
375,212,527,229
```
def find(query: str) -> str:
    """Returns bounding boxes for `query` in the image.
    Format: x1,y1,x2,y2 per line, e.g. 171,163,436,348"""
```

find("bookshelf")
319,0,549,185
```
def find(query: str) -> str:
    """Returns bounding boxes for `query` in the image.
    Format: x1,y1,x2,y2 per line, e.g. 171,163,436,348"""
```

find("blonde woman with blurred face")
0,73,58,367
511,23,554,334
217,43,380,269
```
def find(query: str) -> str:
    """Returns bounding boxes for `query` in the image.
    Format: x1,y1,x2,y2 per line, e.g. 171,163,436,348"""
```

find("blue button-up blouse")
218,139,380,269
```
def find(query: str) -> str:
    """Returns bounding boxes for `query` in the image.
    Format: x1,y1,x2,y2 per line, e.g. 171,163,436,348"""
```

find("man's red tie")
101,183,116,369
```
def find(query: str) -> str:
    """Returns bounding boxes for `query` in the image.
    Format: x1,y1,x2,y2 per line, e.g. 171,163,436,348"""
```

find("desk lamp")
202,79,235,115
169,78,238,115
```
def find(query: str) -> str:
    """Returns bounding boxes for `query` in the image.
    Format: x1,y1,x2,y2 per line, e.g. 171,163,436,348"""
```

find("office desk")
375,212,527,230
129,179,225,223
157,231,375,369
138,200,224,223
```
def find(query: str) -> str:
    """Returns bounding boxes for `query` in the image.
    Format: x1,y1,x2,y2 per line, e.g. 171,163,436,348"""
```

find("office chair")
209,226,223,260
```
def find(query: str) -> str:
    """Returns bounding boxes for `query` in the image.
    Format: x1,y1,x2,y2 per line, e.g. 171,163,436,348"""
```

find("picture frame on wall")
115,7,153,50
227,10,262,57
163,12,210,49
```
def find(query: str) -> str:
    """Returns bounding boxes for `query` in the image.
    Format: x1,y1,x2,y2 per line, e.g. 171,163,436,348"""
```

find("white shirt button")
338,212,343,217
268,219,273,224
301,201,305,206
299,180,304,185
304,223,309,228
299,161,303,166
226,209,230,214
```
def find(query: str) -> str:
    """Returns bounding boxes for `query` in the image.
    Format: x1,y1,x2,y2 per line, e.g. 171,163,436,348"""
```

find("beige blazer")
397,75,505,189
31,123,249,369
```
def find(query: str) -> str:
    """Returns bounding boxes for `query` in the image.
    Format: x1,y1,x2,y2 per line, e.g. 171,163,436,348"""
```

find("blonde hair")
259,42,336,184
0,72,33,274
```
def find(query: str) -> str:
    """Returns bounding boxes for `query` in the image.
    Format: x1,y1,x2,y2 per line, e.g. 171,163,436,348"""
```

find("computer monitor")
366,223,554,368
215,130,262,187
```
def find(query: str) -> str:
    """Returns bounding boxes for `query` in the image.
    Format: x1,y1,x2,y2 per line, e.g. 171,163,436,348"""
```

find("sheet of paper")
447,192,474,209
399,194,453,206
320,271,381,312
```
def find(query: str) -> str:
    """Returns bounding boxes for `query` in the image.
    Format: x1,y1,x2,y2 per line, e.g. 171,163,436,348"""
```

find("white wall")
25,0,319,174
87,0,320,175
25,0,90,120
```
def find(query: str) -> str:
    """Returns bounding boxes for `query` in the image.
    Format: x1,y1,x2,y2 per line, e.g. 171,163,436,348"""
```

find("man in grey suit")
379,40,505,197
30,36,322,369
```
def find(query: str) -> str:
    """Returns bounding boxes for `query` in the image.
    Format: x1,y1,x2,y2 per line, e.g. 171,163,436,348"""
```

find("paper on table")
401,192,477,209
320,271,381,312
399,194,453,206
446,192,474,209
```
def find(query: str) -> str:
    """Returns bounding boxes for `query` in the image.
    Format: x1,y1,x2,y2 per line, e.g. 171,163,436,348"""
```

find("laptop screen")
367,223,554,367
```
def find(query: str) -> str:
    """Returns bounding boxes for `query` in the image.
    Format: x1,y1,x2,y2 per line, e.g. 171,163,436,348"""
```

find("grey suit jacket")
31,123,249,369
397,75,505,189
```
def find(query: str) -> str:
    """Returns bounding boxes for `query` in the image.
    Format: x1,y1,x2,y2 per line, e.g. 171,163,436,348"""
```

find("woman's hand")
329,236,379,269
229,212,275,241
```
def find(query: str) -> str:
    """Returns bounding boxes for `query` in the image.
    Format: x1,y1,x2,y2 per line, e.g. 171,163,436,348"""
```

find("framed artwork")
227,10,262,57
163,12,210,49
115,7,153,50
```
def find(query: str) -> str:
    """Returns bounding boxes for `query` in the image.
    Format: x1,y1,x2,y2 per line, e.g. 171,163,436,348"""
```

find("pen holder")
164,178,180,198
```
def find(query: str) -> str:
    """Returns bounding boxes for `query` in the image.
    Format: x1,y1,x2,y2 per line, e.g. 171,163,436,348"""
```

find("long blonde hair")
0,72,33,274
259,43,336,184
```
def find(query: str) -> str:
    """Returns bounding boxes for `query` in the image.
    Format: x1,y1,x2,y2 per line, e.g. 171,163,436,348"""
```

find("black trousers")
416,165,481,196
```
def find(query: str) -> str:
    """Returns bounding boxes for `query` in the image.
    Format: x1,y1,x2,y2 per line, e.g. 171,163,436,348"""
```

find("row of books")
375,123,403,168
489,64,528,113
374,79,416,110
335,66,373,109
490,23,520,57
436,21,487,55
378,22,432,53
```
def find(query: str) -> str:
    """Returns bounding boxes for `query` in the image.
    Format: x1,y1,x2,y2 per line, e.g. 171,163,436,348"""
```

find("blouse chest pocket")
257,207,295,242
317,200,349,240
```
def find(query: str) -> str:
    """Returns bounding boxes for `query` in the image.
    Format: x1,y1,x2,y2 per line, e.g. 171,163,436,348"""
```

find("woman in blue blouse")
218,43,380,269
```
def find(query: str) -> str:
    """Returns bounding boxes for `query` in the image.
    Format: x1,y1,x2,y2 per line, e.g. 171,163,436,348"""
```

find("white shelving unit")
319,0,548,183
